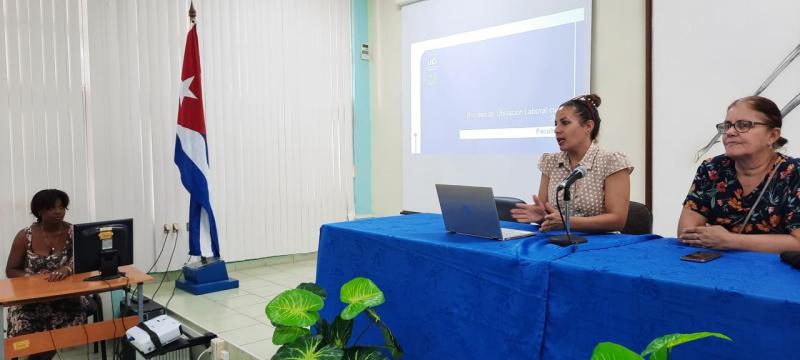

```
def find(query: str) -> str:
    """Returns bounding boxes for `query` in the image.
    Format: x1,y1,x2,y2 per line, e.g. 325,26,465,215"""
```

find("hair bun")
776,136,788,148
586,94,601,108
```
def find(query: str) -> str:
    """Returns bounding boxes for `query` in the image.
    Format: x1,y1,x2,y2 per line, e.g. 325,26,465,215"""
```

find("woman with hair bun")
511,94,634,232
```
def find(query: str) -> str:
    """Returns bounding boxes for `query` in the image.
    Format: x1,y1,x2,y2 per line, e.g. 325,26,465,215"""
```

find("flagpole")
189,2,196,24
175,0,239,294
188,1,202,266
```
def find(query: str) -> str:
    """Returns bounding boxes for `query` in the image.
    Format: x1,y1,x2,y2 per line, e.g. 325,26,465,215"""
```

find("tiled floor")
57,256,317,360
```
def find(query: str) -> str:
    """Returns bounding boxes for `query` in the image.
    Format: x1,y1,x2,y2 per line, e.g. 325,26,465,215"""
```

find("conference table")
315,213,800,359
0,265,152,359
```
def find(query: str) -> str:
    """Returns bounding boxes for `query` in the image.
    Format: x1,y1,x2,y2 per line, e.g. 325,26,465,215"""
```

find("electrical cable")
147,231,171,275
103,278,119,360
165,255,192,312
81,323,90,360
196,347,212,360
47,326,65,360
150,231,179,301
131,231,171,300
105,276,128,360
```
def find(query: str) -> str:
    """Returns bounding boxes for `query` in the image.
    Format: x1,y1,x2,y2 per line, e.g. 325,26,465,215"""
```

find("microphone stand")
548,186,587,248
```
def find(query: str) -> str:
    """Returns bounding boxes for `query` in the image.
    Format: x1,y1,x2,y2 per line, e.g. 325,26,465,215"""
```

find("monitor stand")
84,249,125,281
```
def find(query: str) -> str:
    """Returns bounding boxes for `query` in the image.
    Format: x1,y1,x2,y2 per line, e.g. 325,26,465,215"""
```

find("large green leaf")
366,309,403,360
343,347,389,360
341,303,368,321
330,315,354,348
297,282,328,300
340,278,385,320
649,348,668,360
272,335,344,360
640,332,731,358
590,342,644,360
273,325,311,345
315,319,331,343
267,289,324,327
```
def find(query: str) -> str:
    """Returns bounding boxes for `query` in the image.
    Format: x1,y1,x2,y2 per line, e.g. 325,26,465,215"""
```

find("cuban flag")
174,24,220,258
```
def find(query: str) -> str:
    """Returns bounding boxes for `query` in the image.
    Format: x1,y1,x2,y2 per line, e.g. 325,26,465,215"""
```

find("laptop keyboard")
501,228,535,240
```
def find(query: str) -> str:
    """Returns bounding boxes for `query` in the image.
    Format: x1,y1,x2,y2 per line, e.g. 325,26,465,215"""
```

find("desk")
315,214,657,359
545,239,800,359
1,265,152,358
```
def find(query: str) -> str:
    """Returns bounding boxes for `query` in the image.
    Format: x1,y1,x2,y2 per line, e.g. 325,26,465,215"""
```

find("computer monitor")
73,218,134,281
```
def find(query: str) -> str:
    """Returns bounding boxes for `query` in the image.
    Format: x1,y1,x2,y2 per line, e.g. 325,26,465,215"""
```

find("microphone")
556,165,587,191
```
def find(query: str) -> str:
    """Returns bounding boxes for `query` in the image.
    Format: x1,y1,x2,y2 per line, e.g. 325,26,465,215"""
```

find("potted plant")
591,331,731,360
265,277,403,360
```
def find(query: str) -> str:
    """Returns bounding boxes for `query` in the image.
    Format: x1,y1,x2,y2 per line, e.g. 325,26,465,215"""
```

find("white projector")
125,314,182,354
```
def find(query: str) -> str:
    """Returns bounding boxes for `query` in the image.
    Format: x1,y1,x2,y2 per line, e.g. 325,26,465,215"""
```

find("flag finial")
189,2,196,24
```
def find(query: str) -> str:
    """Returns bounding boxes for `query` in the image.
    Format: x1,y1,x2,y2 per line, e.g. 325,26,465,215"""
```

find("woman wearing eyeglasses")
679,96,800,252
511,94,633,232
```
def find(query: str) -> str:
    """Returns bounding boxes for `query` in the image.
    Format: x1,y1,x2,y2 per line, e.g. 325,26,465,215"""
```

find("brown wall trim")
645,0,653,209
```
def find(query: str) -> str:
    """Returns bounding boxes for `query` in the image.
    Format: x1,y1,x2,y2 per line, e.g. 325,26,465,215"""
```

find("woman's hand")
678,225,734,249
511,195,547,224
46,266,71,282
540,202,564,232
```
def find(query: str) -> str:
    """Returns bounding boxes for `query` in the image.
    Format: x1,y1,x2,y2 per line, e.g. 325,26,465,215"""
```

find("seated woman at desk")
5,189,91,359
678,96,800,252
511,94,633,232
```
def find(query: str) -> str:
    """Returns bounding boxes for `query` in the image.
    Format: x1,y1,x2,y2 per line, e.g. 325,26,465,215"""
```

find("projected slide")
410,8,588,155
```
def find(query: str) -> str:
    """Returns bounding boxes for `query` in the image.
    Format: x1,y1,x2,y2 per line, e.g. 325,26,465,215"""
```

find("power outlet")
163,224,170,234
210,338,226,359
172,223,180,233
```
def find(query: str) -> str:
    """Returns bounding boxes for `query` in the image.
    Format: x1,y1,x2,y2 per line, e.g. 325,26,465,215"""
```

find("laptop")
435,184,536,240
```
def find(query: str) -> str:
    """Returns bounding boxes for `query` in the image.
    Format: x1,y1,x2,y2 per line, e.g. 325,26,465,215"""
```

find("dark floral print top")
683,153,800,234
6,225,91,337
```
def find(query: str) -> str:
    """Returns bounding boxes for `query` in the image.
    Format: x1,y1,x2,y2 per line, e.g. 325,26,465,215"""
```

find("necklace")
738,153,778,195
39,223,63,255
736,156,784,233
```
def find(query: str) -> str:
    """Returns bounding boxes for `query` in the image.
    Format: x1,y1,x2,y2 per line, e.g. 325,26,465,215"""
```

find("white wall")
591,0,646,205
652,0,800,235
370,0,647,215
1,0,355,274
369,0,403,215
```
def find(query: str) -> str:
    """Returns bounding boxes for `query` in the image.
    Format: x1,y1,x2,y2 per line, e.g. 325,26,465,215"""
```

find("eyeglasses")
715,120,772,133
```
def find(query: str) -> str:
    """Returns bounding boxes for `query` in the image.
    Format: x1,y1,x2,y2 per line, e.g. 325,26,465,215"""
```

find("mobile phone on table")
680,251,722,263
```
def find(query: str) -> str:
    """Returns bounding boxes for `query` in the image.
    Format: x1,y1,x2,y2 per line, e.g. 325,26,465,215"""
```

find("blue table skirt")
546,238,800,359
316,214,659,359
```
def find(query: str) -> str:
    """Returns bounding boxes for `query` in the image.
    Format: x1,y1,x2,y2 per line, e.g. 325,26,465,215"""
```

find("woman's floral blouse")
684,153,800,234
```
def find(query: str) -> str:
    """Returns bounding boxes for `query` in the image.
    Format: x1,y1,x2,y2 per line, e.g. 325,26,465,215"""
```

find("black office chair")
494,197,526,222
622,201,653,235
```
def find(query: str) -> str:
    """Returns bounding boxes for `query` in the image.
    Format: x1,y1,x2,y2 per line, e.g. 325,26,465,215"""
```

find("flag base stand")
175,258,239,295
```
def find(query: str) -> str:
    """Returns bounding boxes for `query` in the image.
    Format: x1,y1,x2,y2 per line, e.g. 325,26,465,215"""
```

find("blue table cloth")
546,238,800,359
315,214,658,359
